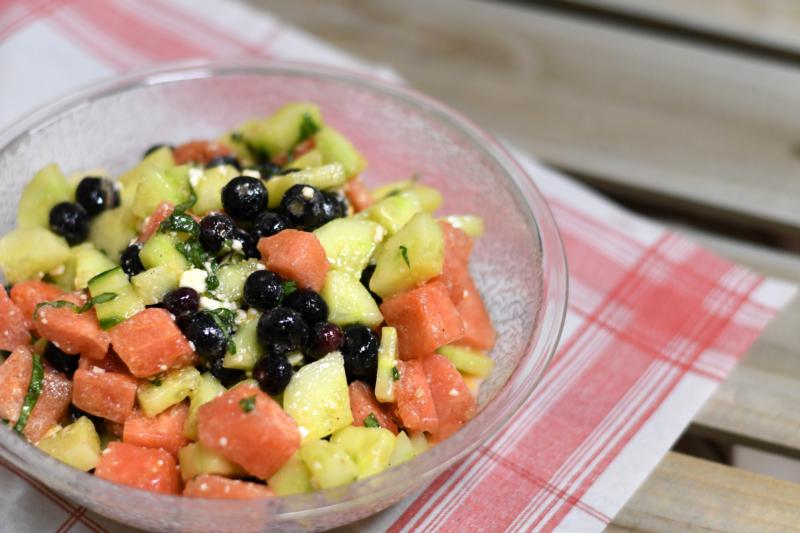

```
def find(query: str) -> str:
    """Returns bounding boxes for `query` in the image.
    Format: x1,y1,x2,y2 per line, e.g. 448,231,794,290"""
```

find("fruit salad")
0,103,496,498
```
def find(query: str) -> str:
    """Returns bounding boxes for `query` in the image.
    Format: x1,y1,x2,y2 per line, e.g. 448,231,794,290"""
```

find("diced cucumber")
17,164,72,229
299,439,358,490
440,214,485,237
184,372,226,440
73,243,116,290
320,270,383,329
220,123,257,166
330,426,396,479
437,345,494,378
37,416,101,471
409,432,429,456
241,102,323,157
88,207,138,260
50,250,77,290
193,165,238,215
0,228,71,284
266,164,346,208
131,265,182,306
283,351,352,443
313,218,383,277
369,212,444,299
370,180,443,213
87,267,144,329
365,191,423,235
178,441,245,481
267,451,313,496
131,166,192,219
462,375,484,396
288,149,323,169
213,260,261,303
118,146,175,188
314,126,366,178
388,431,414,467
139,233,190,273
374,327,398,403
222,316,261,371
137,366,201,417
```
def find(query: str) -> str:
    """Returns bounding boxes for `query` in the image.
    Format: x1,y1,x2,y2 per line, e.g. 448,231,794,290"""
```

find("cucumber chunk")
370,180,443,213
37,416,101,471
299,439,358,490
267,451,313,496
388,431,414,467
87,267,145,329
222,315,261,371
365,190,423,235
17,164,72,229
240,102,323,157
178,442,245,481
131,166,192,219
73,243,117,290
213,260,261,303
131,265,182,306
88,207,138,260
313,218,383,277
436,345,494,378
139,233,190,273
409,432,429,456
314,126,366,178
369,212,444,299
320,270,383,328
288,149,323,169
283,351,352,443
374,327,399,403
266,163,346,208
184,372,226,440
0,228,71,284
193,165,238,215
119,146,175,188
439,214,485,237
137,366,201,417
330,425,396,479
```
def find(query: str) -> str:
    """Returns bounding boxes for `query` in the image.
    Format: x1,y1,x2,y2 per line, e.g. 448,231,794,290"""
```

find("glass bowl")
0,60,567,532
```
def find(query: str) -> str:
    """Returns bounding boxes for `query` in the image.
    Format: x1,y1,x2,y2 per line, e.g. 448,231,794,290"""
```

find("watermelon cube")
138,201,174,242
344,178,373,213
348,381,398,434
94,442,181,494
433,221,473,305
380,281,464,360
422,353,476,442
394,359,439,432
108,308,195,378
123,403,190,456
455,276,496,351
183,474,275,499
34,301,110,361
257,230,329,292
198,384,300,479
0,286,31,350
72,353,138,423
25,366,72,443
10,280,65,322
0,347,33,425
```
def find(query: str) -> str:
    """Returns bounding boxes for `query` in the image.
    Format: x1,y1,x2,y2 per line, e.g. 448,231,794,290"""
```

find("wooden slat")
564,0,800,54
609,452,800,532
257,0,800,241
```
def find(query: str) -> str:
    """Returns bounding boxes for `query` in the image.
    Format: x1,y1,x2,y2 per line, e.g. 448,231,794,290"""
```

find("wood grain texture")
609,452,800,532
257,0,800,239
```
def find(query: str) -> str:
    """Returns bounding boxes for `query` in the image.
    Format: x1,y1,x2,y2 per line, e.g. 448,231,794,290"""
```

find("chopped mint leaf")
34,300,78,318
13,353,43,434
230,131,244,143
399,245,410,268
150,378,162,387
298,113,321,143
227,338,237,355
159,212,199,238
282,280,298,297
364,413,380,428
392,366,401,381
239,395,256,413
205,273,220,291
78,292,117,313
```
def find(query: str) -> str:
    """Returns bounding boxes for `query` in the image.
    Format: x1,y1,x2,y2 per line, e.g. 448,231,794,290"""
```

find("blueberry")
222,176,268,222
162,287,199,321
233,227,259,259
307,322,343,360
280,184,325,230
253,354,293,395
320,192,348,224
283,289,328,325
75,177,120,217
257,307,308,356
120,243,145,277
253,162,282,181
360,265,382,304
184,312,227,360
143,143,173,158
341,325,379,382
209,356,246,388
205,155,241,170
49,202,89,245
199,213,235,255
243,270,284,311
43,342,78,378
250,211,288,241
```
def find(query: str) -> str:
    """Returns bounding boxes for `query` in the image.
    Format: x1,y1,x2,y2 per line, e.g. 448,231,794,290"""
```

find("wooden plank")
257,0,800,241
609,451,800,531
564,0,800,54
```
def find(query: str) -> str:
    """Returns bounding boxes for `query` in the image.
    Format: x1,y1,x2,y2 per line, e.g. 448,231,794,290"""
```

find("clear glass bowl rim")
0,59,568,523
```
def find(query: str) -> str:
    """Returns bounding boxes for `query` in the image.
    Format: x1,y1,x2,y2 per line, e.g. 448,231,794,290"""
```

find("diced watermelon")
394,359,439,432
10,280,65,322
183,474,275,499
173,140,232,166
380,282,465,360
95,442,181,494
257,230,329,292
72,353,138,423
455,276,496,351
0,346,33,425
198,384,300,479
348,381,398,434
138,201,174,242
0,286,31,351
24,366,72,442
344,178,372,213
108,308,195,378
422,353,476,442
34,301,110,361
123,403,189,456
433,221,473,305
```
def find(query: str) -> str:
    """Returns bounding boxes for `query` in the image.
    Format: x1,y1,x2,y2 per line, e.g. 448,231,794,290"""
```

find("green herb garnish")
282,280,298,297
13,353,44,434
239,395,256,413
77,292,117,313
364,413,380,428
34,300,78,318
230,131,244,143
150,378,162,387
227,338,237,355
298,113,321,143
392,366,401,381
399,245,410,268
159,212,200,238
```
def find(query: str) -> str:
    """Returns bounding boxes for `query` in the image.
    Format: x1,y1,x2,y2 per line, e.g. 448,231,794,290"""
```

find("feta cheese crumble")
180,268,208,293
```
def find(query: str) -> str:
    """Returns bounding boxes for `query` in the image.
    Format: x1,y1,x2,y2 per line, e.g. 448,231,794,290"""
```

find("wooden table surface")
256,1,800,529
